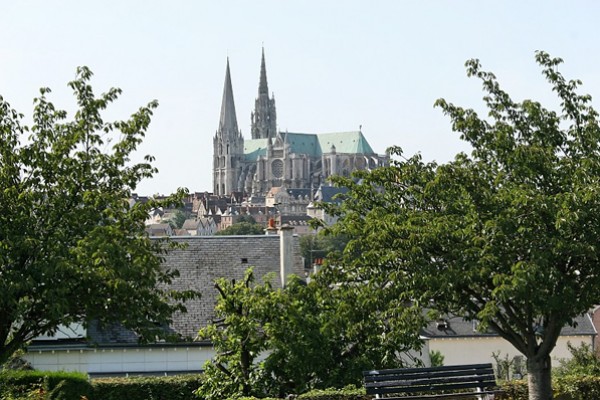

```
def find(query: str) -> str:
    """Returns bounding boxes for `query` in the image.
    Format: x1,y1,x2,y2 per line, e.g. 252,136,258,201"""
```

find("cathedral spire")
259,47,269,95
251,48,277,139
214,58,243,197
219,57,239,135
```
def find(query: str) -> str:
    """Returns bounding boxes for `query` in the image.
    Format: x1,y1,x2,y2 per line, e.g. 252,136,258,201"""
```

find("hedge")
3,372,600,400
0,370,92,400
92,375,202,400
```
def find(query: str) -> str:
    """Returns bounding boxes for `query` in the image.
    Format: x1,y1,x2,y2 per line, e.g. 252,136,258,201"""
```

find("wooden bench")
363,363,504,399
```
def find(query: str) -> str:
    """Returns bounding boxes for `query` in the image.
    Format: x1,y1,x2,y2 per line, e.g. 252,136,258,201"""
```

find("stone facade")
213,49,388,197
161,234,303,339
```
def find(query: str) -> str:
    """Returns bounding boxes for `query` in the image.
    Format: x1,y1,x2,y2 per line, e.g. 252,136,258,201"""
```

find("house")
422,314,596,369
24,227,303,376
145,223,173,237
306,185,349,226
277,214,313,236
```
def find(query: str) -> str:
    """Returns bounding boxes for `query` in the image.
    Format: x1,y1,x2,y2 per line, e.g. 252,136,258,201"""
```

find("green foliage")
0,370,92,400
321,51,600,399
196,269,276,399
0,67,199,363
262,275,423,395
555,342,600,377
93,374,202,400
554,375,600,400
296,385,369,400
196,265,423,398
216,222,265,236
299,233,348,269
499,379,529,400
237,215,257,224
169,209,190,229
429,350,444,367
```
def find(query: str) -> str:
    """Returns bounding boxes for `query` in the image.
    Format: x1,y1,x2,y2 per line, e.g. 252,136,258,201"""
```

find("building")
24,229,303,376
422,314,596,371
213,49,388,197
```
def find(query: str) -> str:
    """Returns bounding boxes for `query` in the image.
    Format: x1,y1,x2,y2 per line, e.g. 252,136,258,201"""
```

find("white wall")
428,335,593,368
24,346,215,375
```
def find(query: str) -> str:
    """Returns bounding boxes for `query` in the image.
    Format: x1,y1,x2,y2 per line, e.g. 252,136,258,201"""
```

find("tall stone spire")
214,58,243,196
259,47,269,95
251,48,277,139
219,58,239,135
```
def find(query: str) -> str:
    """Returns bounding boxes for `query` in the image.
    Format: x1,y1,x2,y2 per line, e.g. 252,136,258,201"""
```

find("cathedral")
213,49,388,196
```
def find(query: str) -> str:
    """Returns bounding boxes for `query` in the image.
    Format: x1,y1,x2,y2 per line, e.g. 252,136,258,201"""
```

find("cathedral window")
271,159,284,178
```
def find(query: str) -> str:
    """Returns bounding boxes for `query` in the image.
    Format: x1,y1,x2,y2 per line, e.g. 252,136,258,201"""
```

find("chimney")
265,217,278,235
278,224,294,287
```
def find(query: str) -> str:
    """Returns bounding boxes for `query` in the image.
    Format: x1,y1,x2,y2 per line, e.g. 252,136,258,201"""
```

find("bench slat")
365,369,494,383
380,389,504,400
363,363,503,399
363,363,494,376
368,380,498,395
365,377,497,392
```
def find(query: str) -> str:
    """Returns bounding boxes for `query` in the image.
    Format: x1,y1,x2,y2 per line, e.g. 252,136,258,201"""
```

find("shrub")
297,385,370,400
555,342,600,377
0,370,91,400
498,379,528,400
93,374,202,400
554,375,600,400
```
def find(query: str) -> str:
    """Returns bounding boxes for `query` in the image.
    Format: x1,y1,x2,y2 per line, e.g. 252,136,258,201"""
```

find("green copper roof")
317,131,375,154
243,131,377,160
244,139,268,161
283,132,320,156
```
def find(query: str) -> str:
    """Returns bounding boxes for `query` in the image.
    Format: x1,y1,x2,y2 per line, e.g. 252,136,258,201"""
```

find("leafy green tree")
429,350,445,367
196,269,275,399
263,273,424,395
555,342,600,377
216,221,264,236
168,209,190,229
197,267,423,398
237,214,257,224
0,67,198,364
322,52,600,400
299,232,348,269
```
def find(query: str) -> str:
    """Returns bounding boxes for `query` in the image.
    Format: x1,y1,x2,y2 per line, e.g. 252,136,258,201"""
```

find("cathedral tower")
213,58,244,196
251,48,277,139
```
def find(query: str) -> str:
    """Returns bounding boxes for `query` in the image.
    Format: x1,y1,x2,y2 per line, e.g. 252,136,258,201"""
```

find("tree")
299,232,349,269
197,267,424,398
322,52,600,400
168,209,190,229
216,221,264,235
262,273,424,395
0,67,198,364
196,269,275,399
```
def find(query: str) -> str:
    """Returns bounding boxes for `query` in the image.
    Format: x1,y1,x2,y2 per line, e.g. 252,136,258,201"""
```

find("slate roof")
314,185,349,204
181,219,200,230
422,314,596,339
280,215,313,225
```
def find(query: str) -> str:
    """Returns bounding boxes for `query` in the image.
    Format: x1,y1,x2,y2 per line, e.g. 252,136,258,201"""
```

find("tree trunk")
527,355,553,400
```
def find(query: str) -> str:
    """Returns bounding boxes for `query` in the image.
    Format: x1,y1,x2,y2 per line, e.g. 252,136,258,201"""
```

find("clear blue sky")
2,1,599,195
